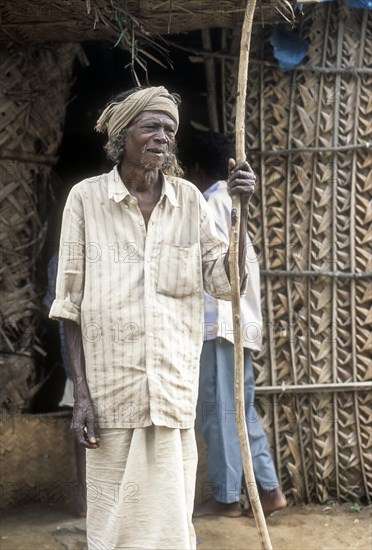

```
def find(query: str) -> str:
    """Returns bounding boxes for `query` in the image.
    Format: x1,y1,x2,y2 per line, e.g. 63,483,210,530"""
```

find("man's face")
123,111,176,169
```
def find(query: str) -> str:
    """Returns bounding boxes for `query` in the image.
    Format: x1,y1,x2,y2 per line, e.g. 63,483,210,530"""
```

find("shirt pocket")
157,242,200,297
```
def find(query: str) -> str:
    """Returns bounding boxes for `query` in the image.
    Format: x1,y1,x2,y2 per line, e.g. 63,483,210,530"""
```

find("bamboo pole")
260,269,372,279
0,147,59,165
201,29,219,132
229,1,273,549
254,381,372,394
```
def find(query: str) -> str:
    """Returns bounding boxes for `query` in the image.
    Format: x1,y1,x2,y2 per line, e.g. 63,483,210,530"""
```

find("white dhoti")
86,425,198,550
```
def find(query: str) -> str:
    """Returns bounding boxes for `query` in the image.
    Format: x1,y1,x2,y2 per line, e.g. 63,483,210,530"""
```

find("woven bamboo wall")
0,43,85,411
223,3,371,503
0,412,76,510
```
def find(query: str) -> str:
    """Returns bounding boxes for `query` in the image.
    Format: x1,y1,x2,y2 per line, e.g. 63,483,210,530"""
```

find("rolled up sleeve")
49,189,85,325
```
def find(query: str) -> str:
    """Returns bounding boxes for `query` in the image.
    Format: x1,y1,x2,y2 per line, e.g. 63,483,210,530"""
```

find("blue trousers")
196,338,279,503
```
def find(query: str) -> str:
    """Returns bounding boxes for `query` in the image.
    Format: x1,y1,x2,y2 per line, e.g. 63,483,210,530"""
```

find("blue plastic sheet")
343,0,372,8
269,26,309,72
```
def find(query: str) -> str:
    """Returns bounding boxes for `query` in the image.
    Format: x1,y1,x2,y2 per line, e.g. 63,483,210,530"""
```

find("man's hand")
72,396,100,449
227,159,256,203
224,158,256,288
64,321,100,450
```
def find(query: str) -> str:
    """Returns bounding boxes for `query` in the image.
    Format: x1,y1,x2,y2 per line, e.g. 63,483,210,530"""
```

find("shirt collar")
107,166,130,203
107,166,179,207
161,174,179,207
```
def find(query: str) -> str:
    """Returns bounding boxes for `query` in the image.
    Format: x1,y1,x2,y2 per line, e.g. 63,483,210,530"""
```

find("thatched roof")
0,1,296,45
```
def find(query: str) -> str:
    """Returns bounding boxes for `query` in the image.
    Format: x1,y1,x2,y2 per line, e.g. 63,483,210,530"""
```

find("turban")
95,86,179,140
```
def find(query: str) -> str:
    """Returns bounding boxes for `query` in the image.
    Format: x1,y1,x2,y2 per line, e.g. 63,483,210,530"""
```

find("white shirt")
50,167,234,428
203,180,262,351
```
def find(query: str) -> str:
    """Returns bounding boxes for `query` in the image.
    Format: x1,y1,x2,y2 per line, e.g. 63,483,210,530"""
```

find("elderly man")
50,86,255,550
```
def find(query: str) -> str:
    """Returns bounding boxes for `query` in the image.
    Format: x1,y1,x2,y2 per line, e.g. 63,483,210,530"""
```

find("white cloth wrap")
86,425,197,549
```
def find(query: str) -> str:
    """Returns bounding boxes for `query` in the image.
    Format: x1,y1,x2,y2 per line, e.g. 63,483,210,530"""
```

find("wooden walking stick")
228,1,273,549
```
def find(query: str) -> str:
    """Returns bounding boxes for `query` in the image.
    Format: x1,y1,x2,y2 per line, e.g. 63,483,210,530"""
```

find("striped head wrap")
95,86,179,140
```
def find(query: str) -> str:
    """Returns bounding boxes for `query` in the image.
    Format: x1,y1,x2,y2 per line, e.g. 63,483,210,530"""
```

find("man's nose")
154,128,167,142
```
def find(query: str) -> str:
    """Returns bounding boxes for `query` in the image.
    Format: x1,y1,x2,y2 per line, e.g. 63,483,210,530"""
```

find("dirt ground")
0,501,370,550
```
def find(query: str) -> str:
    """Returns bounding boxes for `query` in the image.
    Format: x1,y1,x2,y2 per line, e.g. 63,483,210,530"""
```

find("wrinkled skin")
64,322,100,449
227,158,256,202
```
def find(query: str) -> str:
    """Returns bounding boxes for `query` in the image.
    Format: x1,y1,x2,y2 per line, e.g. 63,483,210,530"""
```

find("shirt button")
149,332,154,338
139,221,144,226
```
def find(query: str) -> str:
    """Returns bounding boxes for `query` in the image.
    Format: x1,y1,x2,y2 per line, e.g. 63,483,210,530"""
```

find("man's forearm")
64,321,100,448
64,321,90,400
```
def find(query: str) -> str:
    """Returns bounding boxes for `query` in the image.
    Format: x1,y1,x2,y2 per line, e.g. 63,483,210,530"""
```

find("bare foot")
193,499,243,518
244,487,287,518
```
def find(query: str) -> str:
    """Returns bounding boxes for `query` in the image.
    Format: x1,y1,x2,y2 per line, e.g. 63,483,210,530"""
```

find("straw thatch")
0,0,295,43
0,0,295,80
0,42,87,411
221,2,372,503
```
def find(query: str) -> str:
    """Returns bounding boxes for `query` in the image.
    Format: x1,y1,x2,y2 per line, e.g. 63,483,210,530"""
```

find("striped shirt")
203,180,262,351
50,166,233,428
